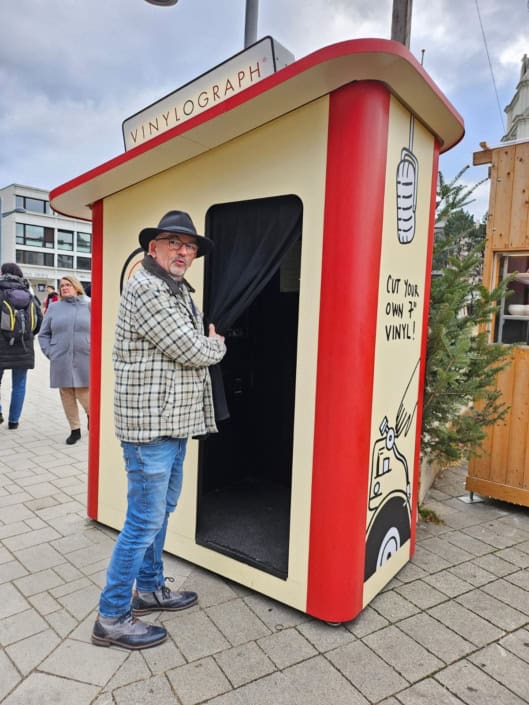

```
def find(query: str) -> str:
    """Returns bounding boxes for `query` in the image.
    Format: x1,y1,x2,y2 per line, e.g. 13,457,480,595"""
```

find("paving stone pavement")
1,348,529,704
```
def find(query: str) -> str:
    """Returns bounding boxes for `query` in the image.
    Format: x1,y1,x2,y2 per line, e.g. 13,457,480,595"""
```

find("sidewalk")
1,348,529,705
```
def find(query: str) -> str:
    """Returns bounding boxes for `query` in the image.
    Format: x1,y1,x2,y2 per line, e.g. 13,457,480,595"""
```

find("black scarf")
141,254,195,295
141,253,199,324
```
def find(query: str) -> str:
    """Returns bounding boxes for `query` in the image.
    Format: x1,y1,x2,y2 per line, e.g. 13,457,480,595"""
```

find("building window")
16,250,54,267
76,256,92,271
76,232,91,253
16,195,48,214
57,254,74,269
57,229,74,251
16,223,54,248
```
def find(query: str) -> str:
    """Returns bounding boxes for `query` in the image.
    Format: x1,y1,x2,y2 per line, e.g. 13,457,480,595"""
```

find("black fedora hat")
139,210,213,257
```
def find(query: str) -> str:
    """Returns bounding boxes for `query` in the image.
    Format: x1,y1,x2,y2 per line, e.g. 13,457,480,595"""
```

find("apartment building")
0,183,92,299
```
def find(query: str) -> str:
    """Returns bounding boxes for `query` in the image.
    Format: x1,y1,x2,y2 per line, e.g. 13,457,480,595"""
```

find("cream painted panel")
97,96,330,610
362,97,435,605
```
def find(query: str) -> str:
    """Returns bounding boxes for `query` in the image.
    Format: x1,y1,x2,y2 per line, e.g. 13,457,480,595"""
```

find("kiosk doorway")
196,195,303,578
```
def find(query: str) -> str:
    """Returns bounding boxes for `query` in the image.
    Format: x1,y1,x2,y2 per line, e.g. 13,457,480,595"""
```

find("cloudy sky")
1,0,529,220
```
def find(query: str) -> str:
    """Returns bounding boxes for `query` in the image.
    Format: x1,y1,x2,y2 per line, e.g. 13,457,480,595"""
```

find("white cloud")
0,0,528,198
499,35,529,71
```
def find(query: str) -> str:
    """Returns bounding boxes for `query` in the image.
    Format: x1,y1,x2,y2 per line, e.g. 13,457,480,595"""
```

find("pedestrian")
43,284,59,313
92,210,226,650
38,275,90,445
0,263,43,429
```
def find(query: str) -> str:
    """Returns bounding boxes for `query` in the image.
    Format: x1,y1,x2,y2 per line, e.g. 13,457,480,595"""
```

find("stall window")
494,253,529,344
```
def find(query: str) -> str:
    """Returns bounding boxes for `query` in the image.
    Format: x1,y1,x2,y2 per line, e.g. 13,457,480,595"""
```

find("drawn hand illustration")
364,359,420,580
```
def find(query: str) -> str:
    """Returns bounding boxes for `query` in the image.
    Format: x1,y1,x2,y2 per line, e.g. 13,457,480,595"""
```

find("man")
92,210,226,650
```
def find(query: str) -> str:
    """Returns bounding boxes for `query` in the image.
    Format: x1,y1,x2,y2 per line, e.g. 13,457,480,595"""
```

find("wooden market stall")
467,140,529,506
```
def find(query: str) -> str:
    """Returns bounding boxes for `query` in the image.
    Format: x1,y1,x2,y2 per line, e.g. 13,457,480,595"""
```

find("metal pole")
244,0,258,48
391,0,413,48
144,0,258,49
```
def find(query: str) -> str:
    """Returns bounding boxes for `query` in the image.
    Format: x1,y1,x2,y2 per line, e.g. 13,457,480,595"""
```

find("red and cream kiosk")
50,38,464,623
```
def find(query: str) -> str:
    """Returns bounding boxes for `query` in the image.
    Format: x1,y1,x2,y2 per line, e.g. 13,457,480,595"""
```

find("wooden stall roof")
474,138,529,252
50,38,465,221
473,137,529,165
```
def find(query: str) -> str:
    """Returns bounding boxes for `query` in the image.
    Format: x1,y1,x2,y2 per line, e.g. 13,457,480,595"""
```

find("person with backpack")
0,262,43,429
39,275,90,444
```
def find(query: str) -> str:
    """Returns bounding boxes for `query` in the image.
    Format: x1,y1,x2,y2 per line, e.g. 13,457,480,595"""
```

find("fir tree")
435,165,487,221
421,169,513,466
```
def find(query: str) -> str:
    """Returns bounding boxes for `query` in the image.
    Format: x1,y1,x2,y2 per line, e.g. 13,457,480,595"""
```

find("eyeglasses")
155,236,199,253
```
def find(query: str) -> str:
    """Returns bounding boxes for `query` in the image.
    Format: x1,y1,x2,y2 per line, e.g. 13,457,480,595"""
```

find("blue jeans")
98,437,187,618
0,368,28,423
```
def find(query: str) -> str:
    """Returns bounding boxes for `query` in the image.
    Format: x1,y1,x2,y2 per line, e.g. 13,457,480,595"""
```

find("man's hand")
208,323,225,343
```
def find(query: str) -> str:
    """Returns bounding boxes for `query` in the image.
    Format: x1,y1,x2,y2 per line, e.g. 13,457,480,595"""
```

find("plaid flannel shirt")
113,266,226,442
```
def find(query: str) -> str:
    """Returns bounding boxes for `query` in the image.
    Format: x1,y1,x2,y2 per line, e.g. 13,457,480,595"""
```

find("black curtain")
204,195,303,421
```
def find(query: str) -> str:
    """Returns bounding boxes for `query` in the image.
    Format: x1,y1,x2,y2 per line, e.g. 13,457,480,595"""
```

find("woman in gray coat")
39,275,90,444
